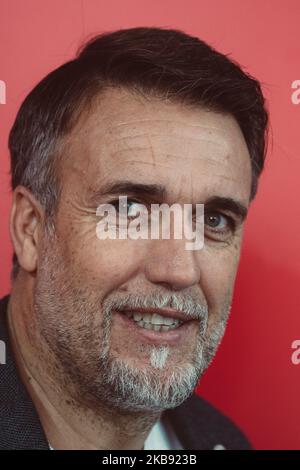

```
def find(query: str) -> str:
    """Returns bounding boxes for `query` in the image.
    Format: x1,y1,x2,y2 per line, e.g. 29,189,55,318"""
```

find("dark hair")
9,26,268,279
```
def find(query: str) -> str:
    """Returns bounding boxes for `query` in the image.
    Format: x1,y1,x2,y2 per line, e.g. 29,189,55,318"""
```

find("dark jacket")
0,294,251,450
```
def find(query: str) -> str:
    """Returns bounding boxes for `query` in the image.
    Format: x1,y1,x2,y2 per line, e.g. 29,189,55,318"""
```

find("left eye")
204,212,231,231
127,201,146,217
118,199,147,218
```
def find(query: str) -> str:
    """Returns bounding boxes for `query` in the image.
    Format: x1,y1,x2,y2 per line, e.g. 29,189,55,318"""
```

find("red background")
0,0,300,450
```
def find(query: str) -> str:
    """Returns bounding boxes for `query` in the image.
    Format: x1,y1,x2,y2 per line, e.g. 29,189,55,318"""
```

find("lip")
119,306,196,323
114,310,199,346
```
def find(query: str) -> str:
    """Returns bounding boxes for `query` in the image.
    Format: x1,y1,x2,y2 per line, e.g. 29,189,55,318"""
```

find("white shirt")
144,417,183,450
48,416,183,450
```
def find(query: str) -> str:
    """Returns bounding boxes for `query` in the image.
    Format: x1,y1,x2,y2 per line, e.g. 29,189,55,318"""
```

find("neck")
7,284,161,450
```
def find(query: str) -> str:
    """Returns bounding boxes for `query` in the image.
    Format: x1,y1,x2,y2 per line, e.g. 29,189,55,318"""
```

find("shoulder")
0,294,10,359
0,294,49,449
164,393,252,450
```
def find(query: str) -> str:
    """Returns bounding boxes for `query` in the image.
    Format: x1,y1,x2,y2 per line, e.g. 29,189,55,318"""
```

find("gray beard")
33,244,231,414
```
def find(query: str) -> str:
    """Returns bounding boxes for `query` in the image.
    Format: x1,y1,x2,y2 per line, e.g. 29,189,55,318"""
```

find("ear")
9,186,44,274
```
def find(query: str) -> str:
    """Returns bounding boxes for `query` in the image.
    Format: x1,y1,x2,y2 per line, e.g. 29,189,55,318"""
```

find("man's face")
34,87,251,412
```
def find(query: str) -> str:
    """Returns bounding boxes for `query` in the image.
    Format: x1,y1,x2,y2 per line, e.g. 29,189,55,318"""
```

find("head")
9,27,268,413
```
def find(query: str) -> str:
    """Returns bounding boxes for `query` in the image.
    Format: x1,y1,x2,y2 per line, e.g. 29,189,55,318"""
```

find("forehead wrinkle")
105,135,229,163
89,150,245,185
102,133,228,147
109,152,234,174
68,104,249,167
67,145,246,194
103,136,232,164
102,131,235,158
89,159,242,193
145,133,156,165
106,149,237,171
99,114,244,140
102,119,235,133
65,104,251,199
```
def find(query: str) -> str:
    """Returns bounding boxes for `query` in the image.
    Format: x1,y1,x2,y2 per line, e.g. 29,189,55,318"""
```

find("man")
0,27,268,450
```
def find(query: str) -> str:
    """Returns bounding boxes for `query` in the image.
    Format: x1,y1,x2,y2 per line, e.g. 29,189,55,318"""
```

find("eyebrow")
89,180,166,202
89,180,248,221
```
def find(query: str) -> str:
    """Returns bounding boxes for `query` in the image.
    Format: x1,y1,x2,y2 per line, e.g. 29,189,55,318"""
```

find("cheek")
199,242,242,313
60,227,147,292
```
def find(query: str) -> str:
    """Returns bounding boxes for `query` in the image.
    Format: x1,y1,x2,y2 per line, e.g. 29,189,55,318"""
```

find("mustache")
102,291,209,324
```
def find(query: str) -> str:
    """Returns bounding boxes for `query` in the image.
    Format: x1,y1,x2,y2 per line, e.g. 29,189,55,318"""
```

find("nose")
144,238,201,291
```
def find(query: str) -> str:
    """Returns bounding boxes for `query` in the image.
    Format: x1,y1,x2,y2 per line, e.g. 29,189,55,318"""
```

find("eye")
204,212,235,234
112,198,147,219
127,200,147,218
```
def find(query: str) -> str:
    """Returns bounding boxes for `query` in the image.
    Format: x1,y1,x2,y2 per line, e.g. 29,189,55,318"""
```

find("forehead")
61,87,252,204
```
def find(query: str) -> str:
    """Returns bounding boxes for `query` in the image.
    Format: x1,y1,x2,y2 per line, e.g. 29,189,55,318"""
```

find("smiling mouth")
120,310,185,332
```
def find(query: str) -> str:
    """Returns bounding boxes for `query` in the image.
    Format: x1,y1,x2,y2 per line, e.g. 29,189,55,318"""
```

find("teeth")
143,313,151,323
152,313,173,325
124,311,183,332
133,313,142,321
126,311,182,326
